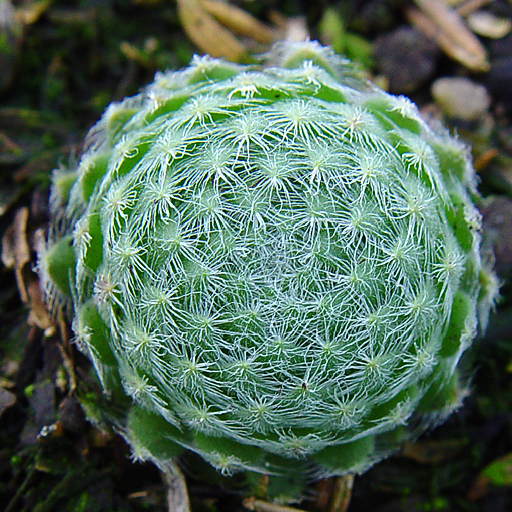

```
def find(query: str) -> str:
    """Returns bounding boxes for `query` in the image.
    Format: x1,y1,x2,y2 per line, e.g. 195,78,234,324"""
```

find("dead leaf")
468,451,512,500
1,227,14,268
27,280,53,331
55,308,76,392
200,0,277,44
1,207,30,303
401,438,466,464
327,475,354,512
407,0,490,71
177,0,250,62
473,148,498,172
15,0,52,25
164,463,191,512
456,0,494,17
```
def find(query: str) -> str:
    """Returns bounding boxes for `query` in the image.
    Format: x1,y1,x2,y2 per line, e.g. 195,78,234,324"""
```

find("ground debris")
406,0,490,71
431,76,491,121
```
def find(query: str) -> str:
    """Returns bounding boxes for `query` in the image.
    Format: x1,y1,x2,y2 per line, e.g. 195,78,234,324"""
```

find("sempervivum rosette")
42,41,497,480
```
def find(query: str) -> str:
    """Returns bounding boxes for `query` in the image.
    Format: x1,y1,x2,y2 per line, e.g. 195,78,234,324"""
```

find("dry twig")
406,0,489,71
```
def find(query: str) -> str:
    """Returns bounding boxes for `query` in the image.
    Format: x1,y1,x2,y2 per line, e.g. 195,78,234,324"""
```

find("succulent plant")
43,41,497,481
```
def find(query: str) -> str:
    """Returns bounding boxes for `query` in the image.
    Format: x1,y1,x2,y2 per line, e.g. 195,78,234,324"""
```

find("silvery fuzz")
42,41,497,481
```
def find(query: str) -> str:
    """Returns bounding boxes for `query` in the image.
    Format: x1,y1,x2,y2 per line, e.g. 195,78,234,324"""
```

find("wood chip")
313,478,332,509
406,0,490,71
164,463,191,512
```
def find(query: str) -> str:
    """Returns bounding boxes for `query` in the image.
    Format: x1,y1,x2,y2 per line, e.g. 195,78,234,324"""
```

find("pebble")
373,26,439,93
0,387,16,419
431,77,491,121
58,396,86,435
467,11,512,39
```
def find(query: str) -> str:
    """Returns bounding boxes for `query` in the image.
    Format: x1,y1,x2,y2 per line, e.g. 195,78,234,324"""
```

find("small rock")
467,11,512,40
58,396,86,434
28,380,56,429
431,77,491,121
373,26,439,93
0,387,16,418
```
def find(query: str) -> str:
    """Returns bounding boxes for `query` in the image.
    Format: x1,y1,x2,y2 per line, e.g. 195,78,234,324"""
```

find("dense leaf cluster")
43,42,497,479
